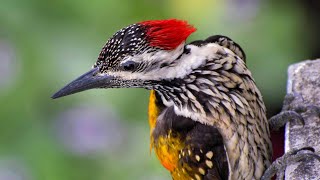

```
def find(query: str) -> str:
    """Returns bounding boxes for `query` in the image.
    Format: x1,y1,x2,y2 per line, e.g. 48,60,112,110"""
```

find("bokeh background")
0,0,320,179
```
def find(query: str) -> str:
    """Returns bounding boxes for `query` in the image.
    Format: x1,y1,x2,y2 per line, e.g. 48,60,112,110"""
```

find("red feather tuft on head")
139,19,196,50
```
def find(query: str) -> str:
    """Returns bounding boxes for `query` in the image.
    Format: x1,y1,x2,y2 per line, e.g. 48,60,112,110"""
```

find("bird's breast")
153,130,184,172
148,90,184,172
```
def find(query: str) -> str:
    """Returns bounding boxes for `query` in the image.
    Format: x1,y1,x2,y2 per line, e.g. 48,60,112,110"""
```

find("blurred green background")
0,0,319,179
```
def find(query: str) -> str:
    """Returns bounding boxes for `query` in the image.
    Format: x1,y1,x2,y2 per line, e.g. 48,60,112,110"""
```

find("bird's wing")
189,35,246,62
154,104,229,180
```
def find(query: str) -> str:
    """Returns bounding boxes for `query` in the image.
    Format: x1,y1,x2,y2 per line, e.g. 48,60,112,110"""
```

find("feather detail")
140,19,196,50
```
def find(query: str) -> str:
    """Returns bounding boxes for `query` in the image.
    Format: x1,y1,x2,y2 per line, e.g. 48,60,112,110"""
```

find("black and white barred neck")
151,35,250,121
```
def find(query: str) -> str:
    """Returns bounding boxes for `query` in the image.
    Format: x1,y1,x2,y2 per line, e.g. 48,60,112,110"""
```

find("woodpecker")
52,19,272,180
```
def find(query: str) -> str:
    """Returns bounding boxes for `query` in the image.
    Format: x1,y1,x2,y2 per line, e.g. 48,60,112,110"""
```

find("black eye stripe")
135,63,147,72
160,63,169,68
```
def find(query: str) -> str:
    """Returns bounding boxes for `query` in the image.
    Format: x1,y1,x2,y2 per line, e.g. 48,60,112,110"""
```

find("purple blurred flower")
55,105,126,156
225,0,261,23
0,158,30,180
0,40,18,90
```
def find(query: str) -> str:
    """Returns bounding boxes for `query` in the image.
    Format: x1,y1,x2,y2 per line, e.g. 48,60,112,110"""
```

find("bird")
52,19,272,180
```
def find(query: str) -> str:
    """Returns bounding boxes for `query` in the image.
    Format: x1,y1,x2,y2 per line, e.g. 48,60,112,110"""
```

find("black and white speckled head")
93,19,196,79
93,23,150,72
52,19,197,98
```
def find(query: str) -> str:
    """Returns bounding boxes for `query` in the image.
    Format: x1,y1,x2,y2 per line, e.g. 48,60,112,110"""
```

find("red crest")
139,19,196,50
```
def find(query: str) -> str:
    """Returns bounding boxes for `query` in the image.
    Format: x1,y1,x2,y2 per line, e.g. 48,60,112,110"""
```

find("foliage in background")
0,0,315,179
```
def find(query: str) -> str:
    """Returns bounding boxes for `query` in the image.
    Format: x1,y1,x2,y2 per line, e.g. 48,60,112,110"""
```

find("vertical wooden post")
285,59,320,179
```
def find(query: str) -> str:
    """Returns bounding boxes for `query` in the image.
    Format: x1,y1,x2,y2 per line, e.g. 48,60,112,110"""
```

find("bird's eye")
120,60,138,71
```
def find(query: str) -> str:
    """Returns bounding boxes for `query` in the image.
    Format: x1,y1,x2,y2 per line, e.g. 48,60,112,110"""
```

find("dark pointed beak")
51,67,114,99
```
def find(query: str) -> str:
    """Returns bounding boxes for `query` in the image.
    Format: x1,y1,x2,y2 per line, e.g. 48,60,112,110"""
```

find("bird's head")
52,19,196,99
